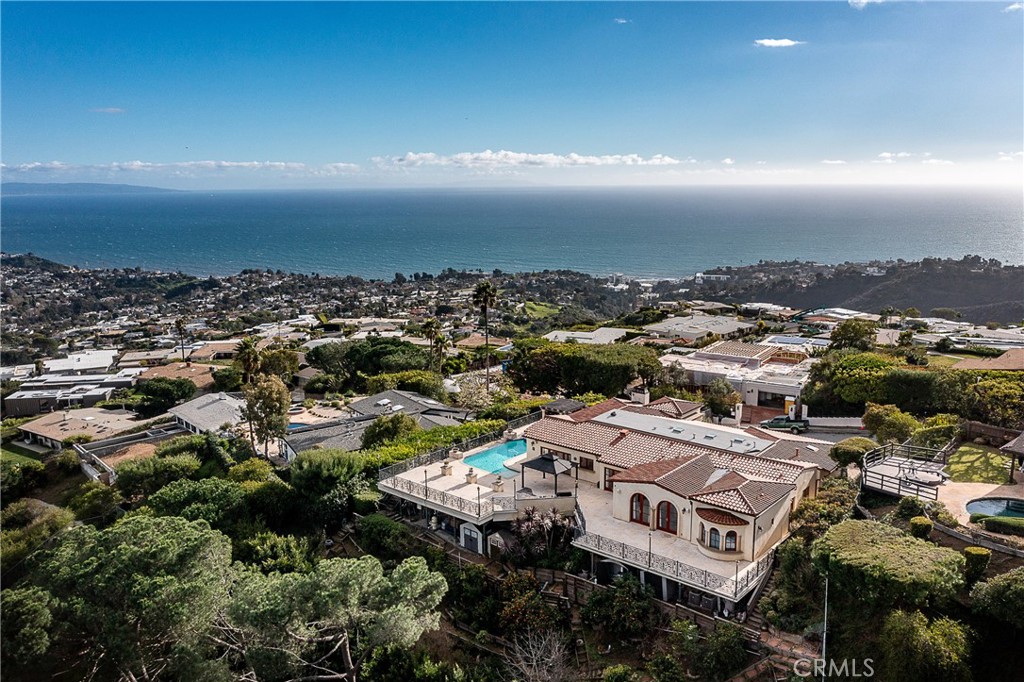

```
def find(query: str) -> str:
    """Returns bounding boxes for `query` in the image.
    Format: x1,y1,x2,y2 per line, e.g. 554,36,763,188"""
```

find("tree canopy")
507,340,660,397
222,555,447,682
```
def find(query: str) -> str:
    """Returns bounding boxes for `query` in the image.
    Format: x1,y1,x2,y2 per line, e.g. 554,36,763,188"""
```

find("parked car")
759,415,810,434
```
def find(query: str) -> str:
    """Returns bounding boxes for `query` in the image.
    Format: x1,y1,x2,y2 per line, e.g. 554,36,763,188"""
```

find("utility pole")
821,572,829,682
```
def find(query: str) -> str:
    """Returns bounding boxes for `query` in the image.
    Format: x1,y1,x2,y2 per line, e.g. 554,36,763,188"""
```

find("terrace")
571,482,773,601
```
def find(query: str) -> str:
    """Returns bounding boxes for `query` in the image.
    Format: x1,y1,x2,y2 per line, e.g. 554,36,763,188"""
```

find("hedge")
981,516,1024,537
963,546,991,585
909,516,933,539
969,513,991,524
352,490,381,516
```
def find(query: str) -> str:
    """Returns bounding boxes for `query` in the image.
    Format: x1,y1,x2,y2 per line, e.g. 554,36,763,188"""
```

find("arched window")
725,531,737,551
699,523,706,543
630,494,650,525
709,528,721,550
656,502,678,534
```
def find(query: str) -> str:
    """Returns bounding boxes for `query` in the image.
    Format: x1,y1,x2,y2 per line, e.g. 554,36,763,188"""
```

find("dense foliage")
812,520,964,609
879,610,973,682
970,566,1024,629
507,339,660,397
362,413,422,449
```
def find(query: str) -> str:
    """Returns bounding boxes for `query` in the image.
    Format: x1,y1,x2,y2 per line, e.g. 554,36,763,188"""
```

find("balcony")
571,486,773,600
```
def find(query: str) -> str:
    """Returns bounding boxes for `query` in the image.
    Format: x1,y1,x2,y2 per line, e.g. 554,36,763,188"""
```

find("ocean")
1,186,1021,279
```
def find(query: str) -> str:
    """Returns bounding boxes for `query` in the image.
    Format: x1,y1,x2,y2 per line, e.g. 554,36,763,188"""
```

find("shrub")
54,449,81,475
897,496,928,520
115,454,200,499
829,436,879,467
909,516,933,539
227,458,274,483
352,490,381,516
926,501,959,528
981,516,1024,537
0,506,74,577
699,622,748,682
580,575,659,640
962,547,991,585
969,512,991,524
148,478,247,531
602,665,638,682
357,513,412,561
67,481,124,526
0,460,47,503
971,566,1024,628
61,434,93,447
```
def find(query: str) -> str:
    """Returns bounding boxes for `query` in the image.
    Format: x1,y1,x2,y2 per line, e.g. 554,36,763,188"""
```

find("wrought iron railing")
378,475,519,519
377,411,542,482
573,531,774,599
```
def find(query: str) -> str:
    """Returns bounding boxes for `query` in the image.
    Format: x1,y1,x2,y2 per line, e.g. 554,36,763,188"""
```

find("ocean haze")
1,187,1020,279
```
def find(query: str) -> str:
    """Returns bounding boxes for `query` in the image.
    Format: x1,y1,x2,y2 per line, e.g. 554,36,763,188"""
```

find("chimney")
440,460,453,476
465,468,478,485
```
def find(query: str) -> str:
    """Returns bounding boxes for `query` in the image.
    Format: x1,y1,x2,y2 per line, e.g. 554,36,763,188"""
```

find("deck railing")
572,530,774,599
378,475,519,519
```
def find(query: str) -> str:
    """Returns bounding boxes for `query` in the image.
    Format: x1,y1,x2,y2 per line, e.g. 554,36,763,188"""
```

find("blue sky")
2,1,1022,188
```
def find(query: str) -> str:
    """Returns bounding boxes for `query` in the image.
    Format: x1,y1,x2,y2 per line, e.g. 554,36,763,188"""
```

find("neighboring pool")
463,439,527,478
287,423,306,430
966,498,1024,518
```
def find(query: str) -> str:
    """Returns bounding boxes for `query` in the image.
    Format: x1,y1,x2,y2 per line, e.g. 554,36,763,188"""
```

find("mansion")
377,396,837,615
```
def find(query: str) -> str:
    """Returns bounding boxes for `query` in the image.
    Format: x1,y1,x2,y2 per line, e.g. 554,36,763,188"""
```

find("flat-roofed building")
17,408,152,450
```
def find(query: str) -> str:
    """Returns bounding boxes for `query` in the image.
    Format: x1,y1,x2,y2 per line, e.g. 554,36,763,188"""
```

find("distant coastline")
0,182,180,196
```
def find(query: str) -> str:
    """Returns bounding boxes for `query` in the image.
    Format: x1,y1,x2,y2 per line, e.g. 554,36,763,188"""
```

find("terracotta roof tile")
691,478,794,515
695,508,749,526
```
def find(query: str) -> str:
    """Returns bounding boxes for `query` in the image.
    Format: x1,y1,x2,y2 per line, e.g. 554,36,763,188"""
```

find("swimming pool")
966,498,1024,518
463,439,527,478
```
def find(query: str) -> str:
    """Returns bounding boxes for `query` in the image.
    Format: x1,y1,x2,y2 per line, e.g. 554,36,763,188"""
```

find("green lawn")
944,443,1012,483
1,442,44,465
524,301,560,319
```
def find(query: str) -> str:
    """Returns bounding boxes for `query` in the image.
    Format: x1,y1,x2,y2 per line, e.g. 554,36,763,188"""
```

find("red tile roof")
695,508,749,526
524,417,720,469
567,398,631,422
691,478,794,515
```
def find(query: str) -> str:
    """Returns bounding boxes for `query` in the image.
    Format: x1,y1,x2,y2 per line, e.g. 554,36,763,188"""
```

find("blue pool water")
287,423,305,430
966,498,1024,518
463,439,527,478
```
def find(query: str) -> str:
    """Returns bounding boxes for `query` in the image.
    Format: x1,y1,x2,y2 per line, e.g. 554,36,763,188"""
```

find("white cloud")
721,158,735,165
849,0,884,9
921,158,954,166
821,159,847,165
1003,3,1022,12
754,39,805,48
998,151,1024,162
613,18,630,24
90,107,125,114
375,149,685,169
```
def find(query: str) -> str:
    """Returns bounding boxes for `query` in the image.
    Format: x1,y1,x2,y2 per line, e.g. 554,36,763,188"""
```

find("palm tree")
174,317,188,361
472,280,498,391
235,336,263,385
421,317,442,372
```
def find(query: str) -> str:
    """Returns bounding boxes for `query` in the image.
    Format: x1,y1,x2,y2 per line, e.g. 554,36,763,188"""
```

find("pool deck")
937,478,1024,525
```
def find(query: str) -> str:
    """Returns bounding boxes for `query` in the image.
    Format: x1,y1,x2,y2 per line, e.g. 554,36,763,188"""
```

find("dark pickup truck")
758,416,810,434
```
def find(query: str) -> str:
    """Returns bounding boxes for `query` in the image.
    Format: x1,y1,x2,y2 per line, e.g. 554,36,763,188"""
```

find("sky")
1,1,1022,189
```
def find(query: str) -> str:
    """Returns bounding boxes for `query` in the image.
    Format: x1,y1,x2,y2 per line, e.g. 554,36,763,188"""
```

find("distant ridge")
1,182,180,196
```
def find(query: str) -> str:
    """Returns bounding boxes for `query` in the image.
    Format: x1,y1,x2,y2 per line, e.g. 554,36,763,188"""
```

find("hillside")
775,262,1021,323
1,182,179,196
